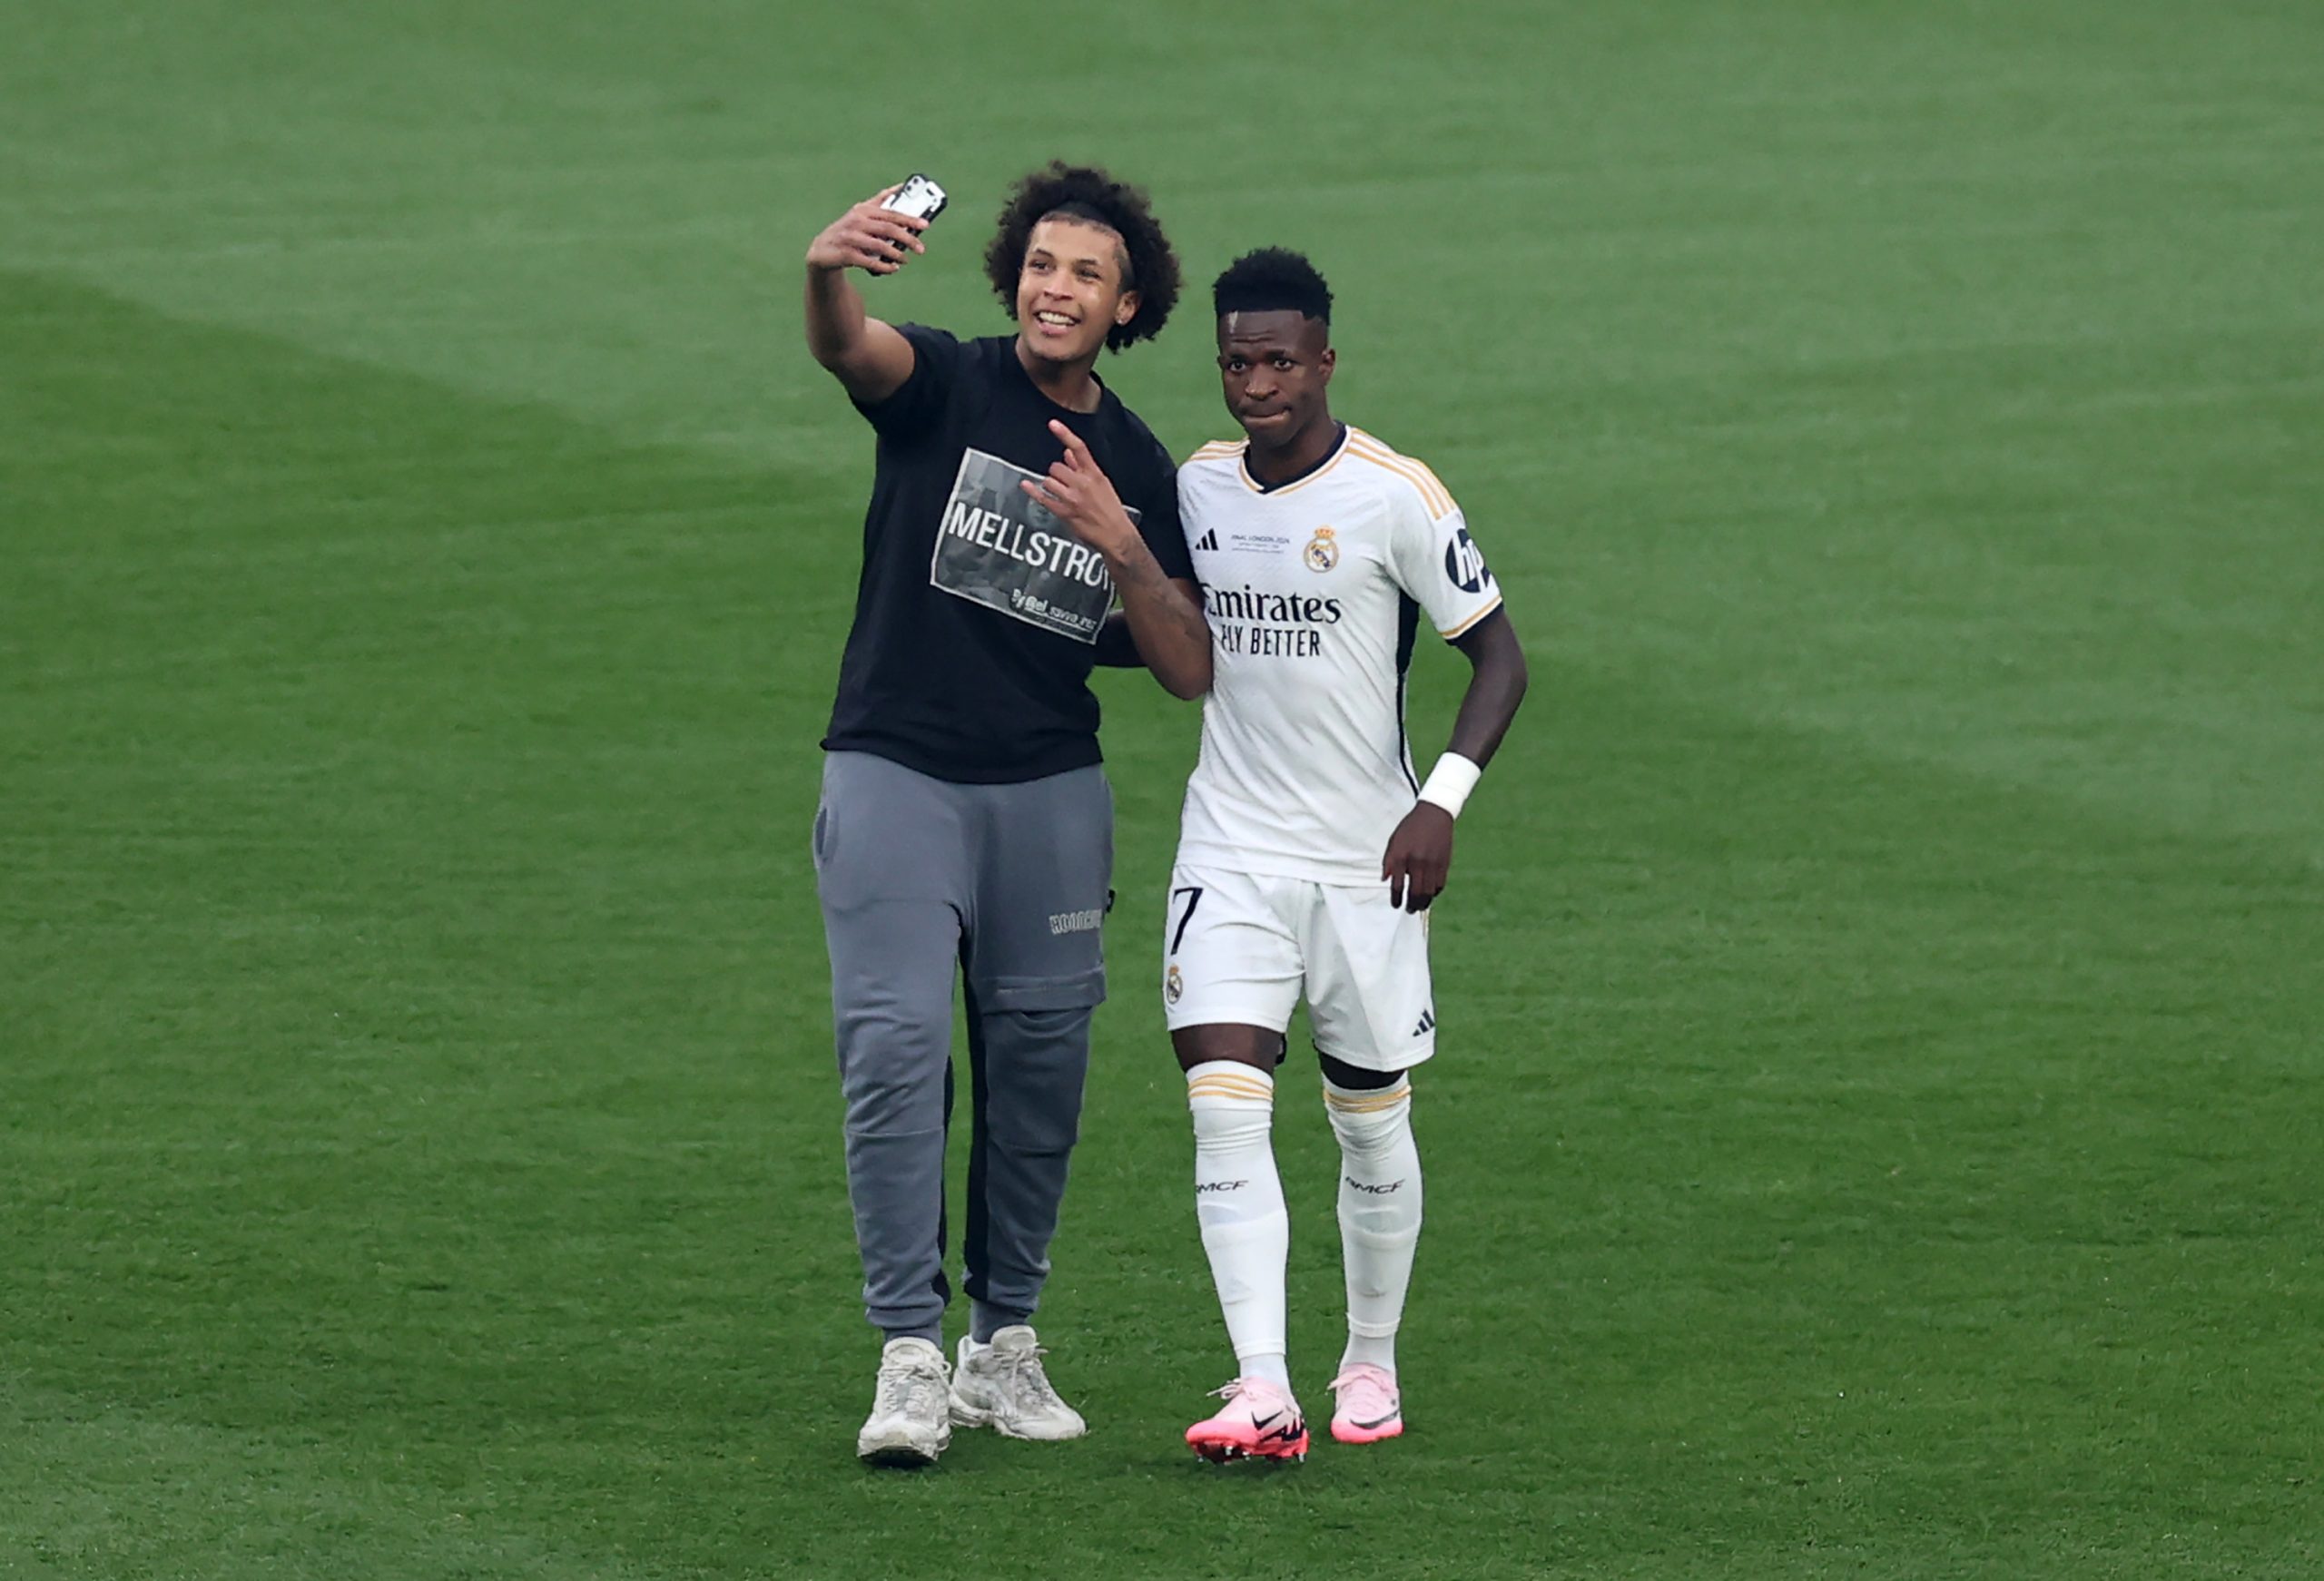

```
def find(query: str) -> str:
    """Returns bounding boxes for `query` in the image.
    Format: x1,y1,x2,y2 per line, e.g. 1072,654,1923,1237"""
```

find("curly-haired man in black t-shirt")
803,163,1210,1466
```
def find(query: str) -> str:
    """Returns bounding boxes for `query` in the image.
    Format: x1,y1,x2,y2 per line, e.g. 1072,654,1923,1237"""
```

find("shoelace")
1206,1379,1288,1409
876,1359,948,1419
1326,1368,1395,1407
990,1343,1065,1409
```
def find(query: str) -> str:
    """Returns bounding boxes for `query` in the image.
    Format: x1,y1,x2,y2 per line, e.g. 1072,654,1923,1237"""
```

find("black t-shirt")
822,328,1193,783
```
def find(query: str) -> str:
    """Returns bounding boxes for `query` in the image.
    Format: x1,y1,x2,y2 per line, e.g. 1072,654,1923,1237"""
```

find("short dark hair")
1212,248,1333,325
983,162,1180,353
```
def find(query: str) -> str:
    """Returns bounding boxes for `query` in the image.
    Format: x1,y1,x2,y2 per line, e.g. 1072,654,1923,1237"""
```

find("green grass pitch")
4,3,2319,1576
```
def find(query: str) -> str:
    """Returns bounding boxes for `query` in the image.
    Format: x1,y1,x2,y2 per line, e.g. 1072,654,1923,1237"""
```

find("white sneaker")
857,1337,952,1467
949,1325,1088,1440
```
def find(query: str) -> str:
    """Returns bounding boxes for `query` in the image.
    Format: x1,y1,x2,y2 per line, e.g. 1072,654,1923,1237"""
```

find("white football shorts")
1161,861,1436,1071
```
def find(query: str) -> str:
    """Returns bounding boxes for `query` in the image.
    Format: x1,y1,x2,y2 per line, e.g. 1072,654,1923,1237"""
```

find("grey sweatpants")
813,750,1113,1340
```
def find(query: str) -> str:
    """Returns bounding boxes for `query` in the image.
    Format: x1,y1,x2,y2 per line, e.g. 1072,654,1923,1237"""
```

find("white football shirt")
1175,425,1504,885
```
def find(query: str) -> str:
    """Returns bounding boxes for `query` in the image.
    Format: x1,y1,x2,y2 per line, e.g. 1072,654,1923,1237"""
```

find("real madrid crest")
1303,525,1340,573
1166,964,1184,1006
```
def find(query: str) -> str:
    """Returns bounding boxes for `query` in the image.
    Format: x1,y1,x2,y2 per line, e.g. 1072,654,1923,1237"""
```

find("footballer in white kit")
1167,250,1530,1462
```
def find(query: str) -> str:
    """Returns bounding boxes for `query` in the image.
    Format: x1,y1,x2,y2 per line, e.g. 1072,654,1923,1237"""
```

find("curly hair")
1213,248,1334,325
983,162,1181,353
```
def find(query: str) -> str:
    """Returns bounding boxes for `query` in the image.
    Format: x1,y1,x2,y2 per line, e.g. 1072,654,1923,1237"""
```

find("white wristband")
1415,752,1483,819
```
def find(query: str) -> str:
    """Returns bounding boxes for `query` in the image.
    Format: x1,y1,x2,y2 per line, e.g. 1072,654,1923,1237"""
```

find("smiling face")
1216,308,1334,452
1015,216,1139,368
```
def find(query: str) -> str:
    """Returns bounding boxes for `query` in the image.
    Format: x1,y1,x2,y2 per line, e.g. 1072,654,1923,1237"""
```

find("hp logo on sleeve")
1444,527,1491,594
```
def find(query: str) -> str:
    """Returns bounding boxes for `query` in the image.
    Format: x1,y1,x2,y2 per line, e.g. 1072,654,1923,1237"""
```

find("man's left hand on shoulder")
1382,801,1454,913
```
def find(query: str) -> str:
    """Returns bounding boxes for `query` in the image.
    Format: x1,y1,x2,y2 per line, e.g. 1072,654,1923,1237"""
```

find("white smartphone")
881,174,949,224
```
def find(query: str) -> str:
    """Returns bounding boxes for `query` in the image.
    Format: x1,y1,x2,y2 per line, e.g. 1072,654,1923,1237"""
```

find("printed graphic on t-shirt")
929,447,1135,644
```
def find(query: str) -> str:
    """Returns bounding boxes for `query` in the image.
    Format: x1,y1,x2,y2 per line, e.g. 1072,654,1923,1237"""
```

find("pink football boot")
1326,1363,1403,1444
1186,1378,1309,1462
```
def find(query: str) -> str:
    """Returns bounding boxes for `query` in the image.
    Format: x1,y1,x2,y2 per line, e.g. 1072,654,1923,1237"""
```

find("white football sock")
1187,1061,1291,1390
1326,1075,1422,1376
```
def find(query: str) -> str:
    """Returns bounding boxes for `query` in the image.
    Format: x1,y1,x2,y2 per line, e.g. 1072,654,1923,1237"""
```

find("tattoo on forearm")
1111,550,1197,630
